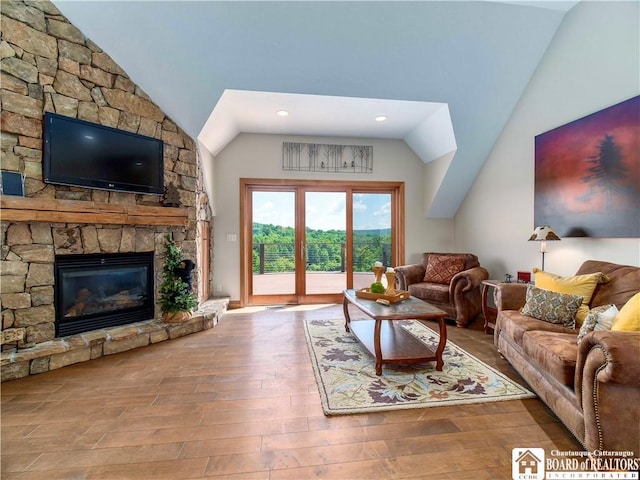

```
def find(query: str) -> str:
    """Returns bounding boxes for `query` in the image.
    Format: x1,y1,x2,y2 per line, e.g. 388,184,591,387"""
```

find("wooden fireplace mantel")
0,195,189,226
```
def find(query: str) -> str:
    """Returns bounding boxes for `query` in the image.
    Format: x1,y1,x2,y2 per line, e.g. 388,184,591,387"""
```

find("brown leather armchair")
394,253,489,327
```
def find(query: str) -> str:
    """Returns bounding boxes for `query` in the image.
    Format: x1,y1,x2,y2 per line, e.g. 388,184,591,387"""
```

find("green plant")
159,234,198,314
370,282,385,294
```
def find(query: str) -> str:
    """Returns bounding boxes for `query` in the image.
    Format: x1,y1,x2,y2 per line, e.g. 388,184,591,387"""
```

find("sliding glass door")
251,190,296,298
241,179,404,305
352,193,392,290
304,191,347,295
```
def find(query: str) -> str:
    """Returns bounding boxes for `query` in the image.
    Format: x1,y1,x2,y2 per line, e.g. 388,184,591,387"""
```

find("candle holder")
385,271,396,295
373,266,384,284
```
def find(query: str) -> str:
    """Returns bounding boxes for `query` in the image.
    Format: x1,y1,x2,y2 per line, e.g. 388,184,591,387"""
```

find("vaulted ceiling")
53,0,577,217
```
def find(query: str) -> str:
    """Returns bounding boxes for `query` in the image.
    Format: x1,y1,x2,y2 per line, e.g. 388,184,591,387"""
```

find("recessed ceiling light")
375,115,387,122
276,110,289,116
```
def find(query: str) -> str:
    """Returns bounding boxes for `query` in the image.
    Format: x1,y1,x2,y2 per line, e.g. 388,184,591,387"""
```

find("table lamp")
528,225,560,271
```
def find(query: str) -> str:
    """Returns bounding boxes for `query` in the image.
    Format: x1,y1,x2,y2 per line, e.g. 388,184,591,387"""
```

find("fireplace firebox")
54,252,155,337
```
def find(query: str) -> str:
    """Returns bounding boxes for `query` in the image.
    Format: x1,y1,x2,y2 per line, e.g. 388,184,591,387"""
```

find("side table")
481,279,502,334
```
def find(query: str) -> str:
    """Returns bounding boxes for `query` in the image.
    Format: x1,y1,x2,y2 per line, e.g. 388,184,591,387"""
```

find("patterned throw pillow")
576,304,618,344
423,255,466,284
520,284,583,328
532,268,609,326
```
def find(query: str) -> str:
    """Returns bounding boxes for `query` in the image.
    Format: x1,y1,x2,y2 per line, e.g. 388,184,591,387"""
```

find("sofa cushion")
423,255,465,284
521,284,583,328
612,292,640,331
533,268,609,325
522,331,579,387
498,310,571,346
577,304,618,344
576,260,640,310
408,282,449,304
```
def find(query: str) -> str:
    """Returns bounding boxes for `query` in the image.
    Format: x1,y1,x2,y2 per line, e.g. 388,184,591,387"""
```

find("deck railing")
252,242,391,274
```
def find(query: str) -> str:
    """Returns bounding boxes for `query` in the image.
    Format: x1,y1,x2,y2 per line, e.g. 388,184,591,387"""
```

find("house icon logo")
512,448,545,480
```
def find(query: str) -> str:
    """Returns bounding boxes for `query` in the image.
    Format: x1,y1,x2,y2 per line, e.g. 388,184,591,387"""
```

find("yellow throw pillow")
532,268,609,325
612,293,640,331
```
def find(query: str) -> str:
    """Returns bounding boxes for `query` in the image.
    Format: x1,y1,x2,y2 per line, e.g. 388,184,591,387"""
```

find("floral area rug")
304,318,535,415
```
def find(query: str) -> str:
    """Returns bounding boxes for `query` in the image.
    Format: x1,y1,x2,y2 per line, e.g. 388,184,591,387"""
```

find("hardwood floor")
1,304,581,479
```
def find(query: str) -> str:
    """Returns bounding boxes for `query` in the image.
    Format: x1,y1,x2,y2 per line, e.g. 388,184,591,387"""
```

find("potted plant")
159,234,198,322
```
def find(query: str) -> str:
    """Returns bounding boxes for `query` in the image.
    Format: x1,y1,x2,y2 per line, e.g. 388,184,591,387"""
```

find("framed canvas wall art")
534,96,640,238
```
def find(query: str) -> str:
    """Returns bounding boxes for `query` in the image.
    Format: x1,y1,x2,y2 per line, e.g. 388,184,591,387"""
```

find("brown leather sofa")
494,260,640,452
394,253,488,327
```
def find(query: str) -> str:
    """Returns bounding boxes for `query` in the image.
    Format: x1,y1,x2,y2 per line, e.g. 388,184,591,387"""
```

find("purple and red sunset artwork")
534,96,640,238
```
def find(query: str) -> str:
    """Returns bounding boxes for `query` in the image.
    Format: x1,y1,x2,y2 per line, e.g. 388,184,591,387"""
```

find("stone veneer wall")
0,0,218,381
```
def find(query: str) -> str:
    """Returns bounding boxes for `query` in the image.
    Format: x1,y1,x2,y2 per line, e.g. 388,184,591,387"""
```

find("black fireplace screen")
55,252,155,337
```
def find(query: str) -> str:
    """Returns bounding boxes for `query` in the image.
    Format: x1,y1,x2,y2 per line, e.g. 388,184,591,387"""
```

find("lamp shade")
528,225,561,242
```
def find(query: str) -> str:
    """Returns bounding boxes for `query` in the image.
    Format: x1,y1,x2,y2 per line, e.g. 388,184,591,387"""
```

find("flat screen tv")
43,112,164,195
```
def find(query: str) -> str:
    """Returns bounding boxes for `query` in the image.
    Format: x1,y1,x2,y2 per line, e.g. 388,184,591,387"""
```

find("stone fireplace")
0,1,224,382
0,219,226,383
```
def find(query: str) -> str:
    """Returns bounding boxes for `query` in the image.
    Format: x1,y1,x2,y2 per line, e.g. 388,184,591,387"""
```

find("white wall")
211,1,639,300
197,141,217,217
212,133,452,301
455,0,640,279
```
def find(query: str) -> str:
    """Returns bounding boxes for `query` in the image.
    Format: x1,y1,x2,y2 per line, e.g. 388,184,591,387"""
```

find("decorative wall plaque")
282,142,373,173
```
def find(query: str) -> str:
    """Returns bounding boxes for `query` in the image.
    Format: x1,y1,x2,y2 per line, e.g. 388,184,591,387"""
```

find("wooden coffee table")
342,289,448,376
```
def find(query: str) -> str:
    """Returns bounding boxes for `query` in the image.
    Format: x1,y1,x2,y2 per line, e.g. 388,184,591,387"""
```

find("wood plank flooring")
1,304,582,479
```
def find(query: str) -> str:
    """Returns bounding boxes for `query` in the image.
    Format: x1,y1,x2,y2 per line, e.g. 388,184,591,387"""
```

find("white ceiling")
52,0,578,217
199,90,451,157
